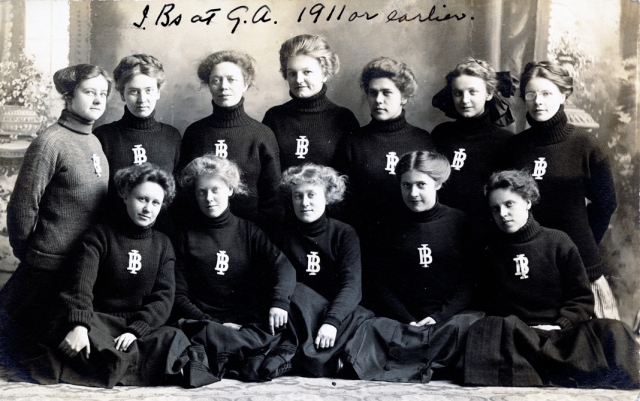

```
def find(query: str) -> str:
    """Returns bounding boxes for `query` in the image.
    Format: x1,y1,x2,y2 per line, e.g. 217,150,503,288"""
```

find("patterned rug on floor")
0,368,637,401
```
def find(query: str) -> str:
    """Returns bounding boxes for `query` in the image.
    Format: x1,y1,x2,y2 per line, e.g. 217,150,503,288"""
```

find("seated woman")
33,163,189,388
172,154,296,384
276,164,372,377
464,170,639,388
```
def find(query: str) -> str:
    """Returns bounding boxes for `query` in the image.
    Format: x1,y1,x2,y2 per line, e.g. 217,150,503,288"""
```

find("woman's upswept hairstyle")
446,57,498,97
278,34,339,79
179,153,248,196
360,57,417,99
53,64,114,105
197,50,257,88
395,150,451,185
519,61,573,100
113,163,176,205
279,164,347,205
484,170,540,205
113,54,165,96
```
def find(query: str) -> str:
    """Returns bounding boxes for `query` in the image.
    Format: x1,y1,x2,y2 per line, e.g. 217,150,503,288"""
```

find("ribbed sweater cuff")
68,310,92,329
430,312,445,324
127,320,151,338
322,316,341,329
271,299,290,312
554,317,572,330
585,262,604,282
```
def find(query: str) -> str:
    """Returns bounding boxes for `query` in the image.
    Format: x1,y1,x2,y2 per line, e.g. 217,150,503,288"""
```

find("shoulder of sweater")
537,225,576,247
93,121,118,137
158,122,182,139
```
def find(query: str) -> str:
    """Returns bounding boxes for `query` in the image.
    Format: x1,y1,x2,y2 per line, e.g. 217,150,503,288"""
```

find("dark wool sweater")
7,109,108,269
372,203,472,324
503,107,616,281
333,110,435,233
94,106,181,208
60,215,176,338
177,98,283,226
275,214,361,328
477,215,594,329
173,207,296,324
262,85,360,171
432,110,513,218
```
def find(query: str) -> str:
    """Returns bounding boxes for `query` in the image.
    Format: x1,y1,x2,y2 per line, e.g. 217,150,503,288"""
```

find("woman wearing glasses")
503,61,618,319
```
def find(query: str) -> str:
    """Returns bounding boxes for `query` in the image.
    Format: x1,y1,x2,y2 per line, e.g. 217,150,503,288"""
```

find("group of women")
0,33,637,389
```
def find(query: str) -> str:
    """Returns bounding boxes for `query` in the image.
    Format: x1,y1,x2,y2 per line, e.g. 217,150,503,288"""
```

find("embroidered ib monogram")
215,140,228,158
132,144,148,165
418,244,432,268
451,148,467,171
306,251,321,275
532,157,547,180
215,250,229,275
385,152,399,175
91,154,102,177
513,254,529,279
127,250,142,274
295,136,309,159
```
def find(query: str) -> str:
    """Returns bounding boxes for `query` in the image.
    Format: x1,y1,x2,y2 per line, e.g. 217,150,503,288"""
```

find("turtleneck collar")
293,212,329,236
116,210,155,239
525,105,573,144
496,213,542,244
366,109,407,133
209,97,253,127
201,206,233,229
400,201,444,223
453,108,492,134
58,108,94,134
121,105,160,131
288,84,332,113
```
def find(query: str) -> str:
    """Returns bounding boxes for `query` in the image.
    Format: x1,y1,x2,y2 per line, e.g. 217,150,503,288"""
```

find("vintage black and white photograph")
0,0,638,399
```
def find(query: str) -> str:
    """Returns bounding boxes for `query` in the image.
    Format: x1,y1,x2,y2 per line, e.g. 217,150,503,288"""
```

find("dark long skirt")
288,282,484,382
463,315,640,388
28,312,190,388
176,317,297,384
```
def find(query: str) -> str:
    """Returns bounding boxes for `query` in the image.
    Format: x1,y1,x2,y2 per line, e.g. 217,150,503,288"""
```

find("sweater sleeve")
554,234,595,329
6,133,59,261
585,146,616,244
60,227,105,330
176,125,197,174
323,227,362,328
370,246,416,324
172,231,215,321
126,236,176,337
256,128,284,229
253,226,296,312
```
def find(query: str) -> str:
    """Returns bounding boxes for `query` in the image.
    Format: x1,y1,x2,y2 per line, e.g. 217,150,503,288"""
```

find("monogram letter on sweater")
513,254,530,279
127,250,142,274
295,136,309,159
418,244,432,268
92,154,102,177
215,250,229,275
385,152,399,175
215,140,228,158
132,144,148,165
532,157,547,180
306,251,321,275
451,148,467,171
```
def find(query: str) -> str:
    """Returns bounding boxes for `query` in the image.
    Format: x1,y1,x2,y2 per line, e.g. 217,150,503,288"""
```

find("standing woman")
504,61,618,319
94,54,181,233
3,64,112,347
464,170,638,388
333,57,434,300
431,57,514,218
177,51,282,228
263,34,359,171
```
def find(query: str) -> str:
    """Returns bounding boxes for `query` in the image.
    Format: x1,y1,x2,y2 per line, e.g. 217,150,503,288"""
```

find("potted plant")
0,52,54,141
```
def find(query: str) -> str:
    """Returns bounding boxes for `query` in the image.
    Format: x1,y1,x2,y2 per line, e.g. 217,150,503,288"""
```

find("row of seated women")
0,33,636,388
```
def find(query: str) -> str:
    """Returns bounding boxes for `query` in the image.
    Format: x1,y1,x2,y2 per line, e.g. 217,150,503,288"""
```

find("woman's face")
488,188,531,234
400,169,441,213
291,182,327,223
208,62,248,108
195,173,233,218
286,55,327,99
524,77,566,122
367,77,406,121
123,73,160,118
452,74,492,118
124,181,165,227
68,75,109,122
